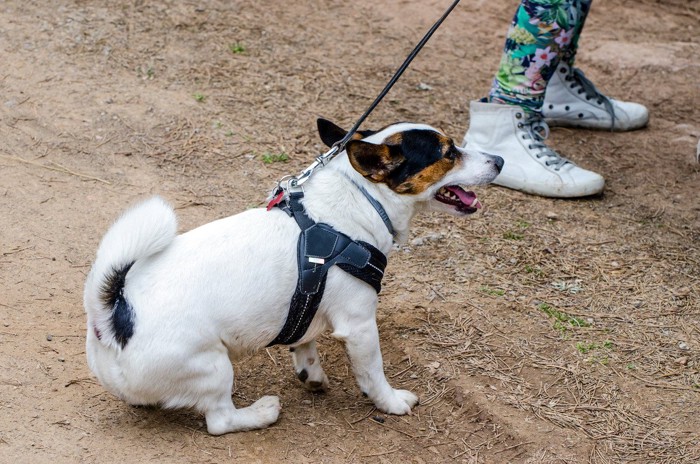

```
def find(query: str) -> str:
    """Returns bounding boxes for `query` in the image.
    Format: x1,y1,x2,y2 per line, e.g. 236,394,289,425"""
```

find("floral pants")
489,0,593,112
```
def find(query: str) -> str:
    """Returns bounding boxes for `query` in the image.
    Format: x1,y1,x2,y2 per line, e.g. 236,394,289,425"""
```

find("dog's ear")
317,118,347,148
346,140,404,182
317,118,377,148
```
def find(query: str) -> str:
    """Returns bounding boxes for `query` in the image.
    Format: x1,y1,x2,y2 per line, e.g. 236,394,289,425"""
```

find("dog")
84,118,503,435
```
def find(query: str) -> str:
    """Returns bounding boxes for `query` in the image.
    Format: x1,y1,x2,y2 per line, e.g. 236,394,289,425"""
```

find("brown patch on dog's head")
347,128,461,194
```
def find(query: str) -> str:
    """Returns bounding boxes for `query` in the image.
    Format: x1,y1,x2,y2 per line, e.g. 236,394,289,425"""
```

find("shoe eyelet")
515,112,522,119
548,104,553,109
529,145,534,150
560,67,566,73
578,113,584,118
521,135,526,139
586,97,591,101
517,123,523,129
565,106,570,111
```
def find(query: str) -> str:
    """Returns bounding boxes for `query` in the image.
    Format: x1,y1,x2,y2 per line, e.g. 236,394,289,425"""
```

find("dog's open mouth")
435,185,482,214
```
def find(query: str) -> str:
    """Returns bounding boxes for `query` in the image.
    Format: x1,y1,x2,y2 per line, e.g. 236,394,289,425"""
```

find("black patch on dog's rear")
100,262,135,348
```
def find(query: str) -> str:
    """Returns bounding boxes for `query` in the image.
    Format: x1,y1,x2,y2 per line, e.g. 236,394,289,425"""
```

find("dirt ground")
1,0,699,462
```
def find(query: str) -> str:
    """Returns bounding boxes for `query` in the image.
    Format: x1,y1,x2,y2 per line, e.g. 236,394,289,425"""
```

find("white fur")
84,123,501,435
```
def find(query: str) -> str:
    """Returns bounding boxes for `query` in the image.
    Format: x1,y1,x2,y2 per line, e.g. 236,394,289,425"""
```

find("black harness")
267,191,389,346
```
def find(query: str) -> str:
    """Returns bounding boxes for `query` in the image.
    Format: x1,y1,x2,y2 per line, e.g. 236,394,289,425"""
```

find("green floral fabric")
489,0,592,112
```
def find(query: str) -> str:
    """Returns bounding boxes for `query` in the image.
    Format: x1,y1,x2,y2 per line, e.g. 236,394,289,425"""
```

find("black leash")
274,0,462,191
333,0,463,153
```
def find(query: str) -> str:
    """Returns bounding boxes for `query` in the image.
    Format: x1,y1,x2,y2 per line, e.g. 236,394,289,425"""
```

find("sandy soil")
1,0,698,462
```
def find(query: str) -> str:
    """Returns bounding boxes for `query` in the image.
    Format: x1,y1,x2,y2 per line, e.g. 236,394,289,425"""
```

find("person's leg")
464,0,604,198
562,0,593,67
489,0,593,113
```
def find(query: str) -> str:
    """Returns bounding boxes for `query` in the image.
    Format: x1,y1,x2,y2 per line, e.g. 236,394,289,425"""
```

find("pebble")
46,334,53,341
545,211,559,220
674,356,689,366
675,287,690,298
678,341,690,351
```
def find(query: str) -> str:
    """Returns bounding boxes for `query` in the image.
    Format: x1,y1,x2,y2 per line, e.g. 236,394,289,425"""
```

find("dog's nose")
490,155,505,173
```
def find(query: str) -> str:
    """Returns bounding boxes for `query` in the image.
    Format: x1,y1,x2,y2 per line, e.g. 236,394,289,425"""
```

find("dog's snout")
489,155,505,173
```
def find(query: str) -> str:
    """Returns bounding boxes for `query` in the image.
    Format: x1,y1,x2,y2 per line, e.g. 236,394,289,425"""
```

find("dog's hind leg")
198,351,281,435
290,340,329,393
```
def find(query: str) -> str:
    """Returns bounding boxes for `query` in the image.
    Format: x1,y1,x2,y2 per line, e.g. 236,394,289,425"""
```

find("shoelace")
517,112,571,171
565,67,616,130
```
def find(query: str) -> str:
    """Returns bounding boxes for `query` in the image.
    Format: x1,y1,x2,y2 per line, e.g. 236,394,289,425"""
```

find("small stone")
371,416,385,423
46,334,53,341
58,357,65,362
3,323,9,327
610,261,620,268
416,82,433,91
678,341,690,351
674,356,689,366
545,211,559,220
675,287,690,298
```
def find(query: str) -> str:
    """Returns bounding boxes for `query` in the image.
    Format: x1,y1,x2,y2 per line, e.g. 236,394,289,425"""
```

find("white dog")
84,119,503,435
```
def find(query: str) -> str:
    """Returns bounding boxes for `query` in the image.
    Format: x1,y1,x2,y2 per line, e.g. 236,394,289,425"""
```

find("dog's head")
318,118,503,216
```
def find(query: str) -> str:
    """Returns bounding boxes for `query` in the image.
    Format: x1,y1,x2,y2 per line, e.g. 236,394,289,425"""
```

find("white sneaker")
463,100,604,198
543,63,649,131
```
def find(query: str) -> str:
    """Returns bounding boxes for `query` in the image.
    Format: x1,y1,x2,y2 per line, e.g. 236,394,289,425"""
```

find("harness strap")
267,194,387,346
344,176,395,239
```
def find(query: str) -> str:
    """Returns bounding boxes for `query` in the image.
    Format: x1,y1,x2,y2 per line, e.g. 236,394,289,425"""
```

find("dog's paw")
375,389,419,415
249,395,282,427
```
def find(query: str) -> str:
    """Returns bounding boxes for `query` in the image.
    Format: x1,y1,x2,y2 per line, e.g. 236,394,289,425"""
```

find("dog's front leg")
290,340,329,392
337,319,418,415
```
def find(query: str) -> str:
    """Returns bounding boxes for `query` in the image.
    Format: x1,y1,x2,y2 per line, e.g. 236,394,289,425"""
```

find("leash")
270,0,462,196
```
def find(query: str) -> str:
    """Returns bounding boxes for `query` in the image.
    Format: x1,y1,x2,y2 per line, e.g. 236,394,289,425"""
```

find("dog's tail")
84,196,177,350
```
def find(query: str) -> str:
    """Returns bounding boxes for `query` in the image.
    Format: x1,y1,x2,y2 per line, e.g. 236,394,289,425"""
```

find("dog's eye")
445,147,460,160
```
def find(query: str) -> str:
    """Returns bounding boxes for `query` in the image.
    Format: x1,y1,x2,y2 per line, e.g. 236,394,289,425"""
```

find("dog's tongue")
446,186,481,209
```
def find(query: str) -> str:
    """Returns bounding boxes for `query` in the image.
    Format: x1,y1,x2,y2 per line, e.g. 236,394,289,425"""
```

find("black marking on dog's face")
317,118,378,148
100,262,135,348
347,129,461,194
297,368,309,383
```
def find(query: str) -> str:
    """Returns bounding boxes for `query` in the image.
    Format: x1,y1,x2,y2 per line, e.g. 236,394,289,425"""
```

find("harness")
266,191,390,346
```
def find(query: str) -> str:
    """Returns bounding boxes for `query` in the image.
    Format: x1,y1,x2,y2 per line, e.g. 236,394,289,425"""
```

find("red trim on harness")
266,191,285,211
